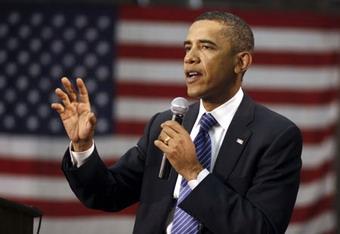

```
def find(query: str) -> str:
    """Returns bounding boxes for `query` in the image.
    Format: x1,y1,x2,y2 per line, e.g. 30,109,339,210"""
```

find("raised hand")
51,77,96,151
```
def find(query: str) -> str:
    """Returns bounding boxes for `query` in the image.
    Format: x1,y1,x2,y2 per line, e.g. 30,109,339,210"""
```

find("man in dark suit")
52,11,302,234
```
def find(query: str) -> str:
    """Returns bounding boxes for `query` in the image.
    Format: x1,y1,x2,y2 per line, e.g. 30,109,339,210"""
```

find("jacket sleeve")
180,125,303,234
61,113,161,212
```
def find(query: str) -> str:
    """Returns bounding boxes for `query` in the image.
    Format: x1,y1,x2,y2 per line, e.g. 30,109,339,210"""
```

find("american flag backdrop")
0,4,339,234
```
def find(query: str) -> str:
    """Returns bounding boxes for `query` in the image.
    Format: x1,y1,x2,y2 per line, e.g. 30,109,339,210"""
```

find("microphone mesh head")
171,97,189,115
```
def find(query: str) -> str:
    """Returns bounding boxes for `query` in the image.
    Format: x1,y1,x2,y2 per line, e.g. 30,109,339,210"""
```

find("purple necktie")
171,113,217,234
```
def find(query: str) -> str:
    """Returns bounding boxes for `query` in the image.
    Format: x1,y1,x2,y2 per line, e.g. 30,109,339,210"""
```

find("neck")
202,87,240,112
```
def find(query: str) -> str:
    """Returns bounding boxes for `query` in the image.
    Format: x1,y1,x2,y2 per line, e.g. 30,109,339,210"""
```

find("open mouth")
185,71,202,83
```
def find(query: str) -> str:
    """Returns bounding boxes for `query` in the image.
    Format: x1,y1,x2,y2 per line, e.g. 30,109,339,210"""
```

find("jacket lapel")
183,102,200,133
173,97,255,181
213,95,255,180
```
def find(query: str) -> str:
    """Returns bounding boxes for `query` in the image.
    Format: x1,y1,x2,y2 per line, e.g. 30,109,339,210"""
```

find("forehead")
186,20,228,41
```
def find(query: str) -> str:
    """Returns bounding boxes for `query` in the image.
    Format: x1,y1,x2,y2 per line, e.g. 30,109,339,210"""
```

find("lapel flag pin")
236,138,244,145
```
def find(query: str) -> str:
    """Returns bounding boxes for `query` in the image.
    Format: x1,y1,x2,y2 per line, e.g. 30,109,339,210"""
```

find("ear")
234,52,252,75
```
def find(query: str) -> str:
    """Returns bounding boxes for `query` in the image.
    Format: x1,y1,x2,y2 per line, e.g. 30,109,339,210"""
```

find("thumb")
89,112,96,127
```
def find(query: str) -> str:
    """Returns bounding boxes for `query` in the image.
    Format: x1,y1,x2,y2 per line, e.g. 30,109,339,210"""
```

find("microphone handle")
158,154,172,179
158,114,184,179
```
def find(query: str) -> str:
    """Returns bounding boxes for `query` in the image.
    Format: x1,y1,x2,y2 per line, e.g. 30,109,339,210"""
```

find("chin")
187,90,203,99
186,82,209,97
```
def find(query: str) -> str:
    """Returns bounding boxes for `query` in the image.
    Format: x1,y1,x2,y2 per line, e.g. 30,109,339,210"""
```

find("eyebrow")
183,39,218,47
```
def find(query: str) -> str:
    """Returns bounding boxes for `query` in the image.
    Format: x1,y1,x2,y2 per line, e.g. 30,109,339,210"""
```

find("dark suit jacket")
62,94,302,234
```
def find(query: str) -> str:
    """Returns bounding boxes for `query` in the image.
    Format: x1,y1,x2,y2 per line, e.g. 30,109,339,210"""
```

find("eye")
201,44,211,50
184,45,191,53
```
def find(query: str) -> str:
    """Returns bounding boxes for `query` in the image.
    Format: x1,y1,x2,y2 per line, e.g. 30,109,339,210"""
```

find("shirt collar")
197,88,244,130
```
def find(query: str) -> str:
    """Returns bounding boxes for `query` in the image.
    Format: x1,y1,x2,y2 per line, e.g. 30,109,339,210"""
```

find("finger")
76,78,90,104
160,125,177,139
162,120,186,135
158,131,171,145
154,139,169,153
61,77,77,102
55,88,71,107
51,103,65,114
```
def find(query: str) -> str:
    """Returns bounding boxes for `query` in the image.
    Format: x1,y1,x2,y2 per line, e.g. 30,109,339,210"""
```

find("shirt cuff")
187,169,210,190
69,141,94,168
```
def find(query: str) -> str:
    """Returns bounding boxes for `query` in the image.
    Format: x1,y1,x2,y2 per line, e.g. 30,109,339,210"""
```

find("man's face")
184,20,240,106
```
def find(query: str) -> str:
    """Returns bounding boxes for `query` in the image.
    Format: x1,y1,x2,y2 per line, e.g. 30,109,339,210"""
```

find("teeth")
188,71,199,77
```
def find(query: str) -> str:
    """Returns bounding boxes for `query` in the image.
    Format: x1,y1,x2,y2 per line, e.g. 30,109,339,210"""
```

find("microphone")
158,97,189,179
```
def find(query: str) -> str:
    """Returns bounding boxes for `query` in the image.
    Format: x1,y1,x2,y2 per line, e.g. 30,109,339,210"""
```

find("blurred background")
0,0,339,233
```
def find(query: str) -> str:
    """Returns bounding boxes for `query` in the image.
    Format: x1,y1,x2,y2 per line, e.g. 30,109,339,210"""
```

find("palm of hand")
51,77,96,150
61,102,92,142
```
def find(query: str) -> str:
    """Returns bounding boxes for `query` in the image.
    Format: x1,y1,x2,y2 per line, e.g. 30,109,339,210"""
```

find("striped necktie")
171,113,217,234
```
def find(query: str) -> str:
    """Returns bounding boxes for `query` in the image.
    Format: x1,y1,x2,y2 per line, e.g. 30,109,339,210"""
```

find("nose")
184,49,200,64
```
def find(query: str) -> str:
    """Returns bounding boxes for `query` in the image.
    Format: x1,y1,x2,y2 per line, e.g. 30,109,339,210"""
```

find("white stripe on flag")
301,137,335,168
0,135,139,160
266,101,338,128
0,171,333,205
117,59,339,90
0,135,335,166
0,174,75,200
286,210,335,234
295,172,335,207
117,21,340,52
116,97,339,128
35,217,135,234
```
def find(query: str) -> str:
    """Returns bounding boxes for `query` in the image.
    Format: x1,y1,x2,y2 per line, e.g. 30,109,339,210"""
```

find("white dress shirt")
70,88,244,233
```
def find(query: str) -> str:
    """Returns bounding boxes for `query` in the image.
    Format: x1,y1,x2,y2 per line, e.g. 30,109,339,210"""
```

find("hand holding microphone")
158,97,189,179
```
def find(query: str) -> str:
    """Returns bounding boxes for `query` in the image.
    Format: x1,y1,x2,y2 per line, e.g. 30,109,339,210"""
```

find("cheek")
202,53,226,74
204,60,223,79
202,58,220,79
200,52,210,75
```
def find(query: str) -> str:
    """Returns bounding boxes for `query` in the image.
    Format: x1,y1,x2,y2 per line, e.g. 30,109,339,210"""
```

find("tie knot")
199,113,217,132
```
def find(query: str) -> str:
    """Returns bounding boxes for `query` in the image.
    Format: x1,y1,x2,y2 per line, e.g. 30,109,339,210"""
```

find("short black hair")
195,11,254,53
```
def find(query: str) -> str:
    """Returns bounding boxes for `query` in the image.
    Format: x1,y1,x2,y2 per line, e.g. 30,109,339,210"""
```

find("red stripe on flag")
116,121,336,144
120,6,340,28
117,82,187,99
0,158,63,177
0,158,116,177
6,197,137,217
253,52,340,66
302,124,336,144
116,81,338,105
6,194,334,222
118,44,340,66
247,89,339,105
118,45,184,60
116,120,335,144
322,229,336,234
300,160,334,184
115,120,148,136
290,194,334,223
0,158,332,185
